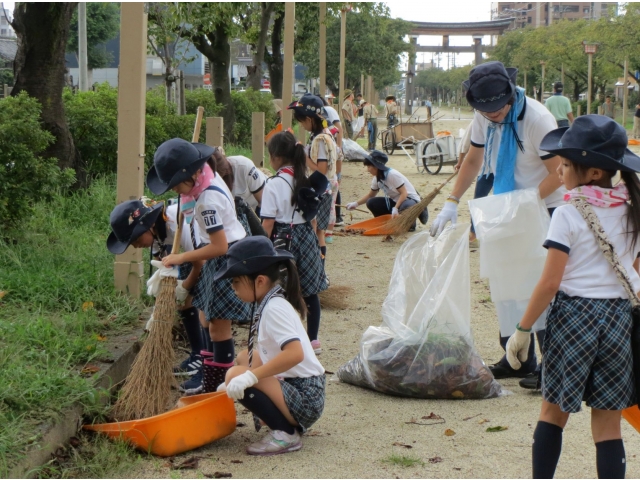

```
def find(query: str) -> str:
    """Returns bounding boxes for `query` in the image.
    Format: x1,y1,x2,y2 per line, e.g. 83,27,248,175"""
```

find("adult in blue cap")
430,60,566,388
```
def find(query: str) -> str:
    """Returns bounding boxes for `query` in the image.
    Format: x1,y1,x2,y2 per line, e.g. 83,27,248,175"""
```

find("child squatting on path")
106,197,205,393
345,150,429,230
505,115,640,479
216,236,326,456
261,131,328,354
147,138,251,394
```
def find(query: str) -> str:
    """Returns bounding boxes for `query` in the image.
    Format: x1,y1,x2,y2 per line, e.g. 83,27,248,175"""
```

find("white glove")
346,202,359,210
145,310,155,332
506,328,531,370
216,382,227,392
175,282,189,303
429,201,458,237
226,371,259,400
391,207,399,218
146,260,179,297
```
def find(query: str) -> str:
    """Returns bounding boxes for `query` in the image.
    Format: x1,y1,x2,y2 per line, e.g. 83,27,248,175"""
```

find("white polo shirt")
544,202,640,298
258,297,325,378
470,97,566,208
194,173,247,245
260,168,307,225
227,155,266,210
324,105,340,125
370,169,420,204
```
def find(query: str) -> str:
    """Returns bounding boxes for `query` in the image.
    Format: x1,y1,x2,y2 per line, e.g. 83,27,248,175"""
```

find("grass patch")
381,453,424,468
0,176,147,474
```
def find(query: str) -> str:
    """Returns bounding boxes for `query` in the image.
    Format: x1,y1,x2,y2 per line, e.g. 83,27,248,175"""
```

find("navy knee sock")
305,294,321,342
239,387,295,434
532,421,563,479
201,326,213,352
213,338,234,364
178,307,202,355
596,439,626,479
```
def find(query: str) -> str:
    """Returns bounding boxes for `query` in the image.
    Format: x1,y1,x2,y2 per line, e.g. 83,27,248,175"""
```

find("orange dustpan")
629,139,640,146
345,215,392,234
84,391,236,457
623,405,640,433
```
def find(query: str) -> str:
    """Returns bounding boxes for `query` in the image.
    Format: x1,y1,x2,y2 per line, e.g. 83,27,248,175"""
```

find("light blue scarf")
480,87,525,194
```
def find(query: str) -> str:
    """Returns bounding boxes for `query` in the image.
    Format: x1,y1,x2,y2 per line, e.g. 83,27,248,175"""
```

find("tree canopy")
67,3,120,70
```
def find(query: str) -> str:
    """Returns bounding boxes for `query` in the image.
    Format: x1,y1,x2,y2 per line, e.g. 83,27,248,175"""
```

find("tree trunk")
264,8,284,99
246,2,275,91
11,2,86,187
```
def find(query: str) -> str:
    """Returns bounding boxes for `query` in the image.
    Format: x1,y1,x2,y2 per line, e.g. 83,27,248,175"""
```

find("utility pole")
623,57,629,128
339,4,349,125
319,3,326,99
78,2,89,91
281,2,295,130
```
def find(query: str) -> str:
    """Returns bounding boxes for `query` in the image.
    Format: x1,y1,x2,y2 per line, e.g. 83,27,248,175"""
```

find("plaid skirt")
287,222,328,297
280,374,326,433
191,254,252,322
178,263,204,305
542,291,636,412
237,211,252,237
316,192,332,231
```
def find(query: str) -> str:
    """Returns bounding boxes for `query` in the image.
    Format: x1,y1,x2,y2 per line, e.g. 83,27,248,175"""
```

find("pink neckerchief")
564,183,629,208
180,163,215,224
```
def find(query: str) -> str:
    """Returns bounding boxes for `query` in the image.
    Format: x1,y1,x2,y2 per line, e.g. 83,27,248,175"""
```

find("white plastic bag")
469,189,550,336
342,138,369,161
337,225,502,399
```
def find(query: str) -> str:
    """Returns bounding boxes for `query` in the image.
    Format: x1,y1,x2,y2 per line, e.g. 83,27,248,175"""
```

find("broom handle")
170,106,205,256
336,204,369,214
431,171,458,197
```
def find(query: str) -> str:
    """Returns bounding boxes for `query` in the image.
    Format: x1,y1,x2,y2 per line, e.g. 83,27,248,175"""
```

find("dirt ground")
128,108,640,479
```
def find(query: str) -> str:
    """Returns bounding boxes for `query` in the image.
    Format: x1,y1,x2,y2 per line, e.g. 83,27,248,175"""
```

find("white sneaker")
246,430,302,456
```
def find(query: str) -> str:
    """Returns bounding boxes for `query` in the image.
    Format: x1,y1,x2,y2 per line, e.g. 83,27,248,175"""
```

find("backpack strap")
205,185,233,205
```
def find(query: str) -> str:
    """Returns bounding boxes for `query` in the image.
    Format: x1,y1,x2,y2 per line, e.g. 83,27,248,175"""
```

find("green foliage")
415,65,473,100
184,87,223,118
0,92,75,234
296,5,411,92
381,453,424,467
67,3,120,69
230,88,276,148
0,69,13,86
0,176,145,473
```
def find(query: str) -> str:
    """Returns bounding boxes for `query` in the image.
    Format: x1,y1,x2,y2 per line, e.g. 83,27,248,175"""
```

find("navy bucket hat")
214,236,294,281
146,138,216,195
287,93,327,119
540,115,640,173
107,199,164,254
363,150,390,171
463,61,518,113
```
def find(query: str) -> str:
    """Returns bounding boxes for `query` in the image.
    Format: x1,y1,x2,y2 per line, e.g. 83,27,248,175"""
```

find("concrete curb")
8,336,142,478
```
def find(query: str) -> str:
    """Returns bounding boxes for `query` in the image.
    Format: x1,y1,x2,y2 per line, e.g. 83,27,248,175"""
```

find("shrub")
0,92,75,235
231,88,277,147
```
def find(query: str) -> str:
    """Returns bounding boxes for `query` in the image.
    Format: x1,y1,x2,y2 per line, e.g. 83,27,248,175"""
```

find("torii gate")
404,19,514,114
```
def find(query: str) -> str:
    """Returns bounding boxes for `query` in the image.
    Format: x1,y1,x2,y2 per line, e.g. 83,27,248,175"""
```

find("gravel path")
127,111,640,479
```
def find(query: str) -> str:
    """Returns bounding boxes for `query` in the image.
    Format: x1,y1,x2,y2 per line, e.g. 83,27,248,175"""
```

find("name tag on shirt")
201,209,218,228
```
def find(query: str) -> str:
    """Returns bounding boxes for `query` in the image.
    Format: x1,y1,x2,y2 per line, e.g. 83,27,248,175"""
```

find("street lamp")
583,41,598,114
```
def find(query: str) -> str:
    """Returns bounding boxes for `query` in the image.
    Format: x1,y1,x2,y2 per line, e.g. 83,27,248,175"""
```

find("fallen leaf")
451,390,465,399
0,291,6,299
478,419,489,425
392,442,413,449
462,413,482,421
382,235,394,242
422,412,442,420
444,429,456,436
306,431,323,437
486,426,508,432
85,345,94,351
80,365,100,376
324,370,334,375
82,301,94,312
428,456,443,464
230,460,243,464
171,456,200,470
364,256,370,259
211,473,232,479
453,467,462,471
69,437,80,448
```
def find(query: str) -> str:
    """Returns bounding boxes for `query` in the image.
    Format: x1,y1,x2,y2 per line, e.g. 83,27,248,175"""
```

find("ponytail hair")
621,170,640,251
267,131,310,206
206,149,235,192
248,260,307,319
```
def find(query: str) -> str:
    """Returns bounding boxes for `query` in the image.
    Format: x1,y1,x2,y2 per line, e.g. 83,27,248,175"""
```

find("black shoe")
418,208,429,225
519,372,541,390
489,362,534,379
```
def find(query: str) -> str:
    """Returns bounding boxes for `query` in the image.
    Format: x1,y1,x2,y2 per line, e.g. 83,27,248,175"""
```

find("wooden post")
561,63,564,86
523,71,527,96
540,61,546,102
114,3,147,297
623,57,629,128
179,70,186,116
338,6,347,125
3,84,8,98
577,104,581,117
360,73,364,96
587,53,593,114
281,2,295,130
367,75,373,104
206,117,224,147
251,112,265,168
78,2,89,92
319,3,326,99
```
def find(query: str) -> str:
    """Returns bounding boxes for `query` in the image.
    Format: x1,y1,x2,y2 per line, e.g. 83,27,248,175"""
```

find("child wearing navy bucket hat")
107,198,206,392
505,115,640,479
345,150,429,230
216,236,325,456
262,131,329,354
147,138,251,394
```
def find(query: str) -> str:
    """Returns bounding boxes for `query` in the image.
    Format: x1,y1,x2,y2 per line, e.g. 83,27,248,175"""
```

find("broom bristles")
383,171,458,235
319,285,354,310
111,277,177,421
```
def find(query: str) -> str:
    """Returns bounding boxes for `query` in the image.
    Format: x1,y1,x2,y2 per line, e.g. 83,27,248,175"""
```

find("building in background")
491,2,617,29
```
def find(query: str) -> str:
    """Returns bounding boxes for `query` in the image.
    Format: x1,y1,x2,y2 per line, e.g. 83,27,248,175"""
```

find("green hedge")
230,88,277,147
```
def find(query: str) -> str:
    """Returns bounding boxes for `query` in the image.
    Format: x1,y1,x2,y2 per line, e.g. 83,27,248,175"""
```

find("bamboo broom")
112,107,205,420
383,171,458,236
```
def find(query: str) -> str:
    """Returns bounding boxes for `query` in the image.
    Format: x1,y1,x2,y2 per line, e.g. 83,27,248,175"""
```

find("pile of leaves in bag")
337,331,501,400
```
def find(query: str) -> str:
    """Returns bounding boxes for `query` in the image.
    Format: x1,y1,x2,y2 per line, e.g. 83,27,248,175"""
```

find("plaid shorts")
280,374,326,433
288,223,328,297
237,211,252,237
178,263,204,305
191,253,251,322
542,291,636,412
316,192,332,231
